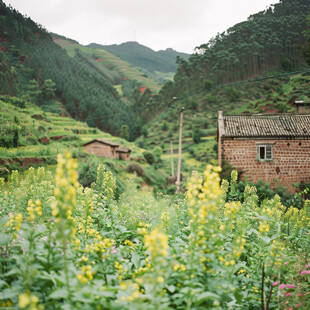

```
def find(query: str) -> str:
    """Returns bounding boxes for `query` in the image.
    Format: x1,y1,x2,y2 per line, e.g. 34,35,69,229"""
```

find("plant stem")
261,263,265,310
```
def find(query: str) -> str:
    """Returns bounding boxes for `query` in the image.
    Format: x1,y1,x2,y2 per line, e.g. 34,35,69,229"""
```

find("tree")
13,127,19,147
120,125,129,141
302,15,310,66
27,79,40,104
41,79,56,101
142,125,148,138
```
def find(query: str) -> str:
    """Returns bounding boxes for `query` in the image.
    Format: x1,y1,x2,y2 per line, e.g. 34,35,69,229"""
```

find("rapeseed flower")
144,227,168,260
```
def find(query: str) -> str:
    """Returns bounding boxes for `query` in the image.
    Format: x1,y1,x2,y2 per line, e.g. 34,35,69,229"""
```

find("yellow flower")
157,276,164,283
144,227,168,259
19,293,30,308
18,292,40,309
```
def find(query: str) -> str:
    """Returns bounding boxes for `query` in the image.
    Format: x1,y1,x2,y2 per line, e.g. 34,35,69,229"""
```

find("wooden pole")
175,107,184,194
170,140,175,177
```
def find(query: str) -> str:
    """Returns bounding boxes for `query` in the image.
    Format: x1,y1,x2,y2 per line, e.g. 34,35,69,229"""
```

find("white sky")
4,0,279,54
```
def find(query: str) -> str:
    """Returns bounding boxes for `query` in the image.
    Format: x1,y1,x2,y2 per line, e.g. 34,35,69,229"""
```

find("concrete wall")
220,138,310,193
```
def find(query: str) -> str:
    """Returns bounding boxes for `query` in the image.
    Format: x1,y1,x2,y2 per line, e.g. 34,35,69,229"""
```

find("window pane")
266,145,272,159
259,146,265,159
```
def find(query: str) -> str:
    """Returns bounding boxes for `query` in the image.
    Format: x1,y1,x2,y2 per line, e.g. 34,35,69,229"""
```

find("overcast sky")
4,0,279,54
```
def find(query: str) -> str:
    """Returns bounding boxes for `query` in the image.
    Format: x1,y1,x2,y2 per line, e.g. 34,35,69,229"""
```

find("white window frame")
257,144,273,161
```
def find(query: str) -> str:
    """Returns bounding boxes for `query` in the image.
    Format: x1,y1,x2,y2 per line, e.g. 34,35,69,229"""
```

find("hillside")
87,41,190,82
0,95,179,193
0,1,139,138
0,94,216,193
137,72,310,161
52,35,161,94
149,0,310,116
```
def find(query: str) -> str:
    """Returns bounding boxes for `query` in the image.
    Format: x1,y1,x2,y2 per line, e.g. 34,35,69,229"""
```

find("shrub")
78,158,100,187
153,146,162,162
192,128,201,144
126,162,144,176
143,151,155,165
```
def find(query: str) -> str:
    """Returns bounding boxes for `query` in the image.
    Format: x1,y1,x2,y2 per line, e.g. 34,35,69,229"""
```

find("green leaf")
195,292,220,306
0,280,8,289
246,228,258,236
0,232,12,246
0,288,18,300
49,288,69,299
234,288,243,304
260,236,271,244
167,285,176,293
0,216,9,227
131,251,140,269
257,215,272,221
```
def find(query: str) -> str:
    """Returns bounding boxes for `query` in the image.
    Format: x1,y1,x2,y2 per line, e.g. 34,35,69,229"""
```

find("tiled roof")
219,114,310,138
83,139,119,147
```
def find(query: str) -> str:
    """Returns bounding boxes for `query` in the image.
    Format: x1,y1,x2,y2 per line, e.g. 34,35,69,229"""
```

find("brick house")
83,139,131,160
116,148,131,161
218,111,310,193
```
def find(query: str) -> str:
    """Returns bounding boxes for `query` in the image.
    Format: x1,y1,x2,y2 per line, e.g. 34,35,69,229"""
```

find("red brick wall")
83,142,117,159
221,139,310,193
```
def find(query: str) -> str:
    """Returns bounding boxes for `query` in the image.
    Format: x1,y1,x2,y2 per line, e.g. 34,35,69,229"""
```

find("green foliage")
78,158,99,187
152,146,162,162
41,79,56,102
119,125,129,141
192,128,201,144
141,125,148,138
162,122,168,131
227,87,240,103
143,151,155,165
0,2,136,136
0,162,309,309
143,166,166,187
204,79,213,90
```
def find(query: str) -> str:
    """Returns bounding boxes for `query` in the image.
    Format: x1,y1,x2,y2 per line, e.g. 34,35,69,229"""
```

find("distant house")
83,139,131,160
116,148,131,161
217,111,310,193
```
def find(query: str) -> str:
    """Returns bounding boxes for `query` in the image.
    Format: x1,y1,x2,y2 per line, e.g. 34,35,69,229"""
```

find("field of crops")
0,153,309,309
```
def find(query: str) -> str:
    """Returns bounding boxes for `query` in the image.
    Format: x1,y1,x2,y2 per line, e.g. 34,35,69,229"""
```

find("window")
257,144,273,161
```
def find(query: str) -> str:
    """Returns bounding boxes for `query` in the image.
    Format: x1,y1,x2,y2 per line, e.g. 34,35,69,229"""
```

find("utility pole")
170,140,174,177
175,107,185,194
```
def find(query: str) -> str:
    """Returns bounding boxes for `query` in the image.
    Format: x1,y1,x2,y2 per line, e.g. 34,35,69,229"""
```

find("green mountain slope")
87,41,190,80
0,1,137,138
52,35,161,94
0,96,189,194
142,0,310,121
137,72,310,163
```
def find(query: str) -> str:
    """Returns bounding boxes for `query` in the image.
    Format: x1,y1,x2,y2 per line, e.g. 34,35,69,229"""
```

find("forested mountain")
52,34,161,94
0,0,138,138
87,41,190,75
150,0,310,112
1,0,310,144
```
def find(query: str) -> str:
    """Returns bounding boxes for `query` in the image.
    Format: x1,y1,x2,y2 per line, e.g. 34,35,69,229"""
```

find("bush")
192,128,201,144
153,146,162,162
143,167,166,187
126,162,144,176
26,136,39,145
78,158,100,187
143,151,155,165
